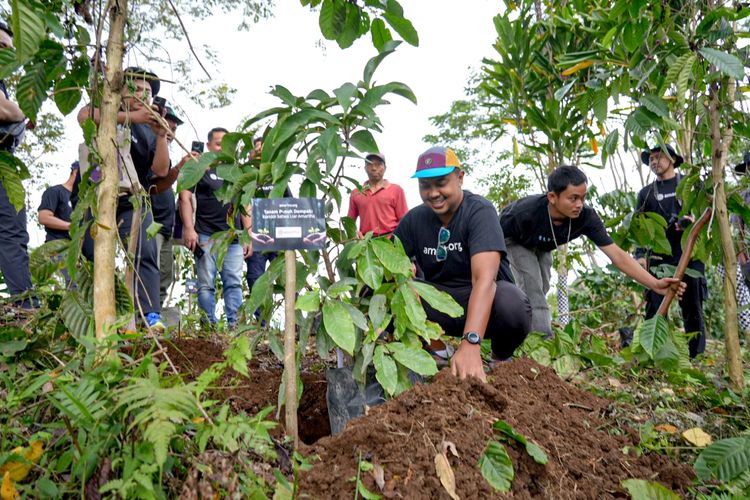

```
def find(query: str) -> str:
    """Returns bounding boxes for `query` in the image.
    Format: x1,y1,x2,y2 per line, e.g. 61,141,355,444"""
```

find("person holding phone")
76,66,170,331
179,127,252,328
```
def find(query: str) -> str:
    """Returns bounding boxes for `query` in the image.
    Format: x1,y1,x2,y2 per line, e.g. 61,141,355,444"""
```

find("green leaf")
10,0,45,62
363,39,400,86
176,153,219,192
296,290,320,312
639,95,669,118
373,345,398,395
636,315,669,358
0,152,27,211
146,222,163,239
16,62,47,122
368,293,387,331
492,420,548,464
0,48,20,79
333,82,358,113
382,12,418,46
621,479,680,500
336,2,363,49
397,283,427,330
699,47,745,79
322,299,356,355
694,436,750,482
410,281,463,318
479,441,513,492
387,342,437,376
54,76,82,115
357,246,384,289
371,238,411,275
349,129,379,155
319,0,347,41
370,18,393,53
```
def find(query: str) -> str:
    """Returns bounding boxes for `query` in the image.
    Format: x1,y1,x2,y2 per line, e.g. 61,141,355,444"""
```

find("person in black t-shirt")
635,145,706,358
76,67,170,331
179,127,251,327
0,21,35,307
38,161,78,242
394,146,531,382
500,165,683,337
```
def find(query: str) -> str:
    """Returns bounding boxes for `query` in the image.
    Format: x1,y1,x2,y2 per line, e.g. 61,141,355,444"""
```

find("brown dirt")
162,338,330,445
300,358,693,499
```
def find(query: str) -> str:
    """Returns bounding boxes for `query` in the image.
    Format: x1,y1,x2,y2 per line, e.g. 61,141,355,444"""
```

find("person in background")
394,146,532,383
500,164,684,338
179,127,251,327
635,145,706,358
0,20,36,307
347,153,408,238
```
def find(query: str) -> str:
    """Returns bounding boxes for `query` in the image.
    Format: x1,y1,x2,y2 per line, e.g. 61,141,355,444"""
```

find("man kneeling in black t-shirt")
393,147,531,382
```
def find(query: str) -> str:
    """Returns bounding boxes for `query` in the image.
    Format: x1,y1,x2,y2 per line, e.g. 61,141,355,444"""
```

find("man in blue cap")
393,146,532,382
635,144,706,358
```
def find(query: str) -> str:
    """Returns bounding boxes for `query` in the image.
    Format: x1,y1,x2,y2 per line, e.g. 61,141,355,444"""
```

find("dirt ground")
160,339,692,498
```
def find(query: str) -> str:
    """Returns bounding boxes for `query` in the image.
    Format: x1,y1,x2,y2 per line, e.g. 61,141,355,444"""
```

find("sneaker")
146,312,166,333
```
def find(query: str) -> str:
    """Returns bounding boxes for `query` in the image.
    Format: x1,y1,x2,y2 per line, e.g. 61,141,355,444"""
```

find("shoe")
146,312,166,333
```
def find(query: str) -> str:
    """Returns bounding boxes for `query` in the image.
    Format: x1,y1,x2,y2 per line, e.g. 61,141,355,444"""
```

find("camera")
191,141,204,153
192,245,205,259
152,96,166,115
668,214,692,230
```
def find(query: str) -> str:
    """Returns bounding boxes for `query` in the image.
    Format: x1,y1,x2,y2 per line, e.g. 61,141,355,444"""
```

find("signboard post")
252,198,325,448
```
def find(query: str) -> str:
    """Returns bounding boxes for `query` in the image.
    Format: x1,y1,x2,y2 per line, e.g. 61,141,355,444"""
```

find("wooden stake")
283,249,299,448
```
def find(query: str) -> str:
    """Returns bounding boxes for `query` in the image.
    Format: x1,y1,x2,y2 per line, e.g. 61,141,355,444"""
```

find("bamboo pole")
283,249,299,448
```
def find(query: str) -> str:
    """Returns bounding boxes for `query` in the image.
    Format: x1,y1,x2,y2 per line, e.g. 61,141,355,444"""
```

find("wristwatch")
462,331,481,345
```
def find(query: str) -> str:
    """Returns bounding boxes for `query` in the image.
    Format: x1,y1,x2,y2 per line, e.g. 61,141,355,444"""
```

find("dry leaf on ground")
682,427,712,447
434,452,459,500
371,463,385,491
654,424,678,434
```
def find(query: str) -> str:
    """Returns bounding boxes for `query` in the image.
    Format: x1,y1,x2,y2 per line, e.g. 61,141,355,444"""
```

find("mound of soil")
301,359,692,499
163,338,330,445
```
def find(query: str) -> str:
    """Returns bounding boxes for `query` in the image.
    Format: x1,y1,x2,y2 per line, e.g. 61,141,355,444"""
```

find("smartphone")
153,96,166,114
191,141,204,153
192,245,205,259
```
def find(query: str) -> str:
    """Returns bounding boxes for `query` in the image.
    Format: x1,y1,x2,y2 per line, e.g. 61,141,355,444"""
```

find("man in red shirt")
347,153,408,237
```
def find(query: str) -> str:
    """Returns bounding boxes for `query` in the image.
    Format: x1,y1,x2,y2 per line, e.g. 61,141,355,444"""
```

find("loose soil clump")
301,358,692,499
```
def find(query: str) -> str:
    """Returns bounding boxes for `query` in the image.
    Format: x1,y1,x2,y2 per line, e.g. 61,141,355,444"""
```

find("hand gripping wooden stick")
657,207,713,316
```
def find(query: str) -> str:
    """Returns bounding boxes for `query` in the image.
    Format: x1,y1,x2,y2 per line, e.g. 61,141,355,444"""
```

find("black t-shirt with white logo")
500,194,613,252
393,190,513,288
194,168,241,236
38,184,72,242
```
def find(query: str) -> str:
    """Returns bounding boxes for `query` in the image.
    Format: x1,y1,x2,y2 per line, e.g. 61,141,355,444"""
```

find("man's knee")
493,281,532,333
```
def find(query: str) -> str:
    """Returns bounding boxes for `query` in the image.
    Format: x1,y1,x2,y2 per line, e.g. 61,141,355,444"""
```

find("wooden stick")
283,250,299,448
657,207,712,316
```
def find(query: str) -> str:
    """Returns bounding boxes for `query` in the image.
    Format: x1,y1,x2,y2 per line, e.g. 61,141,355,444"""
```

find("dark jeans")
644,274,706,358
0,181,33,298
421,280,532,359
246,251,277,291
82,207,160,315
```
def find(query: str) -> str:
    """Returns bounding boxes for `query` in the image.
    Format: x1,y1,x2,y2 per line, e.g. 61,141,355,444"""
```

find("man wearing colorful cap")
393,146,531,382
500,165,683,338
0,20,36,307
347,152,408,238
76,66,170,331
635,145,706,358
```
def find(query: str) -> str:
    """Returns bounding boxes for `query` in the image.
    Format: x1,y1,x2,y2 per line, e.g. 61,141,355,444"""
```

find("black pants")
644,274,706,358
0,181,33,298
421,280,532,359
82,208,160,315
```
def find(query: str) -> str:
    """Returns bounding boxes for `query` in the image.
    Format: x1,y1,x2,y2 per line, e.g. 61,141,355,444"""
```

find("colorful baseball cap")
413,146,460,178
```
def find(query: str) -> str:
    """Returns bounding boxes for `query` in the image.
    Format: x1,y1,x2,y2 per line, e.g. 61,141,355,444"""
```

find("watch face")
465,331,481,344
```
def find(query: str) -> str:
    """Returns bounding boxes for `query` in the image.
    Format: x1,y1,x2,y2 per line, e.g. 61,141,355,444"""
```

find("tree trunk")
708,81,743,391
283,250,299,448
94,0,127,341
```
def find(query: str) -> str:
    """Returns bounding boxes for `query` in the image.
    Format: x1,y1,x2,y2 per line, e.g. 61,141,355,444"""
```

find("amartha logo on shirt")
655,191,676,201
423,242,463,256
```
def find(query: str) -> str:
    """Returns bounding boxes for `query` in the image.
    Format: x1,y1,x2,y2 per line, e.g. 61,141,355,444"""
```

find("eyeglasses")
436,227,450,261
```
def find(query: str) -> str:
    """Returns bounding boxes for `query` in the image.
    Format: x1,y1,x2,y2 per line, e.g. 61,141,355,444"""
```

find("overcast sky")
28,0,503,245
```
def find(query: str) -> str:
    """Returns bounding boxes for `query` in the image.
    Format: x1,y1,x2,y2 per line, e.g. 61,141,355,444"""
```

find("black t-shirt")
257,184,294,198
635,175,703,270
500,194,613,252
393,190,513,288
194,168,241,235
150,187,175,238
38,184,72,241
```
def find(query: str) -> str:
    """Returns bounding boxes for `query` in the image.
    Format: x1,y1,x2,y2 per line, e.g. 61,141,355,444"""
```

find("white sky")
27,0,503,246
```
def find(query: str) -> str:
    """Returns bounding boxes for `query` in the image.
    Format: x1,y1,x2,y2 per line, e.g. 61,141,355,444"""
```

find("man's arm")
150,131,170,178
450,251,499,383
38,209,70,231
600,243,683,296
178,190,198,250
0,93,24,122
77,104,153,126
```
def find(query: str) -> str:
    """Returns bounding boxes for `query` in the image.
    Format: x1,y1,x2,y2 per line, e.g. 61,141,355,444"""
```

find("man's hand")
243,243,253,259
183,228,198,251
636,257,647,270
450,343,486,383
652,277,686,298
